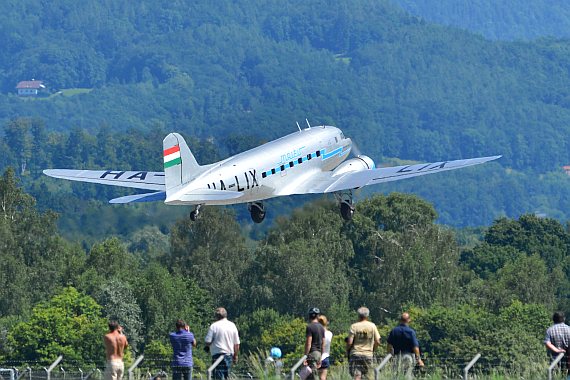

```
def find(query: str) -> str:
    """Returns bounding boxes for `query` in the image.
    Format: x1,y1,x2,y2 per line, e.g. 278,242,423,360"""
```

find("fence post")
289,355,308,380
547,352,565,380
44,356,64,380
373,354,392,380
463,353,481,380
128,355,145,380
207,355,226,380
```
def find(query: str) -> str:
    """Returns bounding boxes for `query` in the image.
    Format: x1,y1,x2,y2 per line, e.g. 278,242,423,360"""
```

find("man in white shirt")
205,307,240,380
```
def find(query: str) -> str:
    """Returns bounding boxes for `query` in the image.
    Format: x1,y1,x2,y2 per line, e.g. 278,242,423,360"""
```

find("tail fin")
163,133,200,195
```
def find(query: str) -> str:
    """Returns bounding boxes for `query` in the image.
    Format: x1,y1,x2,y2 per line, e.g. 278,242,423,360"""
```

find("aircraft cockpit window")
335,137,338,143
340,132,345,139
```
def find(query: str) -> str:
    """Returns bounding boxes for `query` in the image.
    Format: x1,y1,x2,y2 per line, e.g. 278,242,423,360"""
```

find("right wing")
323,155,502,193
281,155,501,195
43,169,165,191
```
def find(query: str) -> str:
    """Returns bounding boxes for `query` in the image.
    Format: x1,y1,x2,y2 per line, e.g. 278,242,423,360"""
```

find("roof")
563,166,570,170
16,80,45,89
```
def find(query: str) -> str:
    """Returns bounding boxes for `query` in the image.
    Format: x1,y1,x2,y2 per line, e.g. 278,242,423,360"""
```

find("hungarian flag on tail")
164,145,181,168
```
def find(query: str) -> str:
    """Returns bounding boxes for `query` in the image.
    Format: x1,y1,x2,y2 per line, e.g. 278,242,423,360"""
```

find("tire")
250,206,266,223
340,202,354,221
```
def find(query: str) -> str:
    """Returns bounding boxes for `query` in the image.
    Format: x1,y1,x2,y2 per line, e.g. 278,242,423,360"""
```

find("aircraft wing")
43,169,165,191
286,155,501,195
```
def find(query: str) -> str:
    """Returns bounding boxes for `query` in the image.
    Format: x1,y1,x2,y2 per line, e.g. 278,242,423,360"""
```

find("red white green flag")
163,145,181,168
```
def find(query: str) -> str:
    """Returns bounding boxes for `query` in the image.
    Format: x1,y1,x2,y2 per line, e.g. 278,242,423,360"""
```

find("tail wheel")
340,202,354,221
249,202,266,223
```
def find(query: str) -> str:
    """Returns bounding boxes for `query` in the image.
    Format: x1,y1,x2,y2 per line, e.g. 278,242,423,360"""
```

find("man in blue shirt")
387,313,424,377
170,319,196,380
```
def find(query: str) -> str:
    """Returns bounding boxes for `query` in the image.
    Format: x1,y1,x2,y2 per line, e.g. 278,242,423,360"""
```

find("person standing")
544,311,570,376
318,315,333,380
346,307,380,380
387,312,424,378
170,319,196,380
304,307,325,380
104,321,129,380
205,307,240,380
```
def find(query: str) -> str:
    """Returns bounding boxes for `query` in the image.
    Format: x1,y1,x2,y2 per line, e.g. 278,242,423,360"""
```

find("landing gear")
335,190,355,221
340,201,355,221
190,204,202,221
248,202,266,223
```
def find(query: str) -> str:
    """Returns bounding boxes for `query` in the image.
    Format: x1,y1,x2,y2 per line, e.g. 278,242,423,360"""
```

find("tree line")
0,168,568,371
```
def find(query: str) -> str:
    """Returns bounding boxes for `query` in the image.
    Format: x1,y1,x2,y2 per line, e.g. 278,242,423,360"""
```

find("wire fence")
0,353,562,380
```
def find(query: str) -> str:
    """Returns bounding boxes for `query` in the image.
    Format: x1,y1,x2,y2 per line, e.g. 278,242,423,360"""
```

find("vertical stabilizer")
163,133,200,195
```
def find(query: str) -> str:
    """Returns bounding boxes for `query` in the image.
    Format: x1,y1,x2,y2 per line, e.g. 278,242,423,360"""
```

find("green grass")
55,88,93,97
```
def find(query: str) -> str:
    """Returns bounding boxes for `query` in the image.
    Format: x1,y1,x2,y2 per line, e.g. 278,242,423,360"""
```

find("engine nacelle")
332,155,375,177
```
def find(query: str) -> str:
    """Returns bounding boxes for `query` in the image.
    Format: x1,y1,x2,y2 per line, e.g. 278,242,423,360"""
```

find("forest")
0,0,569,376
393,0,570,40
0,168,568,373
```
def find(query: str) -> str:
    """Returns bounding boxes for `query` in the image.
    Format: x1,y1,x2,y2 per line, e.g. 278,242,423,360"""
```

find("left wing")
285,155,501,195
43,169,165,191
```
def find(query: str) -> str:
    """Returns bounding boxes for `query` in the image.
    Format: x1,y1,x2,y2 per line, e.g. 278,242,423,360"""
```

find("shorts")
349,355,373,378
307,351,322,379
319,357,330,369
104,360,124,380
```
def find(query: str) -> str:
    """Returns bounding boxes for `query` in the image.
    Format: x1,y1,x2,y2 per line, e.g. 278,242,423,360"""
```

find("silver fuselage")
166,126,352,205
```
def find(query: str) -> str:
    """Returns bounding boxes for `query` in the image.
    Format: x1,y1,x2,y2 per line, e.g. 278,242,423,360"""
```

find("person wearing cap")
265,347,283,376
387,312,424,378
346,307,380,380
304,307,325,379
204,307,240,380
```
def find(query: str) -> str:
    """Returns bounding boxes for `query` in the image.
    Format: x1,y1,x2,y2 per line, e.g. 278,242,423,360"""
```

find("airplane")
43,124,500,223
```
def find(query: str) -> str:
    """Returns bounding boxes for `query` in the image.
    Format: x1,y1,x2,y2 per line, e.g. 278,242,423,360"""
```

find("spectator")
265,347,283,376
544,311,570,376
387,312,424,378
170,319,196,380
205,307,240,380
104,321,129,380
346,307,380,380
318,315,333,380
304,307,325,380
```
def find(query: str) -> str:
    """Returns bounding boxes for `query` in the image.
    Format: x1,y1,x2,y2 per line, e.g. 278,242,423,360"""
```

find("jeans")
212,354,233,380
172,366,192,380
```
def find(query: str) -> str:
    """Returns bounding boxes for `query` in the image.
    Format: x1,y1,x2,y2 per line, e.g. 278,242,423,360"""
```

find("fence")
0,353,562,380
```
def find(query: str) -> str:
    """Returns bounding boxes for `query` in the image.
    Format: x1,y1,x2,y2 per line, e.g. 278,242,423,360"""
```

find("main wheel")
250,204,266,223
340,202,354,221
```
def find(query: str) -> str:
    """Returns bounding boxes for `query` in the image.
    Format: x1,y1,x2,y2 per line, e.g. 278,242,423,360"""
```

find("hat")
308,307,320,316
270,347,282,359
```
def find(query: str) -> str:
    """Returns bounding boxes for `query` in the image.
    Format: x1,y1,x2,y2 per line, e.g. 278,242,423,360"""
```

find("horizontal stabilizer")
165,188,244,204
109,191,166,204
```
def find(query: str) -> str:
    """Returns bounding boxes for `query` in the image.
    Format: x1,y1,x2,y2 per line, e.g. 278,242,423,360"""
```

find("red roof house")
16,80,46,96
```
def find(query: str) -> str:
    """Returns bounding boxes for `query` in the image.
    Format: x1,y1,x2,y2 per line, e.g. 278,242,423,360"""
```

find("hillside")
0,0,569,232
392,0,570,40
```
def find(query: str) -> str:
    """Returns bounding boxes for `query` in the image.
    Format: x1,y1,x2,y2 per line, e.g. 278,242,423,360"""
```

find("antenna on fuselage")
305,118,311,129
296,121,302,132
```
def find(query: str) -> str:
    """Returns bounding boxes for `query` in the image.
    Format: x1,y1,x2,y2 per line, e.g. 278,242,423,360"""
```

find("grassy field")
53,88,93,97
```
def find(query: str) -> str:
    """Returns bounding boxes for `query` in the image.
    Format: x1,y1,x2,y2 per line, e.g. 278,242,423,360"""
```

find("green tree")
7,287,107,364
169,207,252,313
